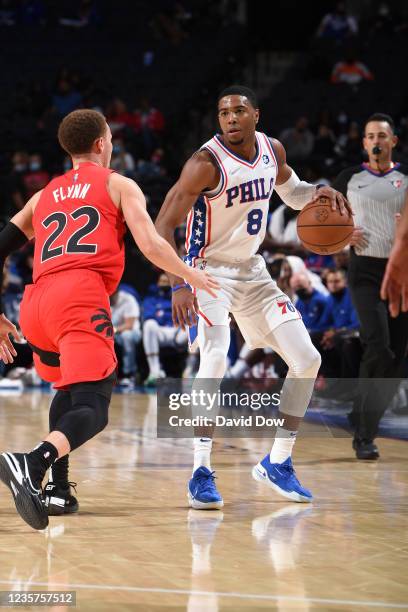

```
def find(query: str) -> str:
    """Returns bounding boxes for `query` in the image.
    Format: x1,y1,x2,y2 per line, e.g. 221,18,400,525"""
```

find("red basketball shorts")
19,269,117,390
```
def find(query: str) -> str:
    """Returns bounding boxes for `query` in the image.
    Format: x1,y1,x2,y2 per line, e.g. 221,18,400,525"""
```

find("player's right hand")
0,314,19,364
172,288,199,330
185,269,220,297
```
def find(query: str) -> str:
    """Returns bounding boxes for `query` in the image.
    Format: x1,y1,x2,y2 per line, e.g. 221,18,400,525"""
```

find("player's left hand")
0,314,19,364
314,186,353,217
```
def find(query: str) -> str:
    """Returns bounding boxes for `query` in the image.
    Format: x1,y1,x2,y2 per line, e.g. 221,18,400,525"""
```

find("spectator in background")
313,124,336,164
142,273,187,386
279,117,314,162
311,269,360,380
136,148,166,182
110,288,141,386
316,2,358,42
341,122,362,165
110,139,136,177
23,154,50,198
290,272,328,331
10,151,29,210
19,0,46,25
331,53,373,86
135,97,165,155
11,153,50,207
106,98,140,138
52,78,83,116
0,0,17,26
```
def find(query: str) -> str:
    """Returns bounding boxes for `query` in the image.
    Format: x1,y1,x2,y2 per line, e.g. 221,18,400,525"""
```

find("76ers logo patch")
315,208,329,223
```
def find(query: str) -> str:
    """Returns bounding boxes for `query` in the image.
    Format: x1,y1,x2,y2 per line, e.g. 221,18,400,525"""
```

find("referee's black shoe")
352,438,380,460
0,452,48,530
43,481,79,515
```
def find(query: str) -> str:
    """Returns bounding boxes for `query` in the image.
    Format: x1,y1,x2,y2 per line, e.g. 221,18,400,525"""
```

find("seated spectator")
106,98,140,138
313,124,336,163
316,2,358,41
135,148,167,182
110,287,141,385
290,272,328,330
52,78,83,116
22,154,50,198
142,273,187,386
312,268,360,379
10,151,30,210
331,53,374,85
110,139,136,177
135,97,165,155
279,117,314,162
286,255,329,295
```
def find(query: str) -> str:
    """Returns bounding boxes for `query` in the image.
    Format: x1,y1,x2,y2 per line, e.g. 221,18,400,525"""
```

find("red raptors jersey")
33,162,126,295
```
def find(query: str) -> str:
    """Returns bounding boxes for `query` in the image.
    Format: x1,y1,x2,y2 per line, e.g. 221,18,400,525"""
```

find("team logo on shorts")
91,308,114,337
199,260,207,270
262,154,270,165
315,207,329,223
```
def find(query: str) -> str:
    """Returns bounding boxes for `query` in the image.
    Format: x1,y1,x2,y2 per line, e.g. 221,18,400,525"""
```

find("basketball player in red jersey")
0,109,218,530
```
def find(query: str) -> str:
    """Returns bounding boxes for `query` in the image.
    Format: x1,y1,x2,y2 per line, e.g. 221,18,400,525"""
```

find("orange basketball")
296,196,354,254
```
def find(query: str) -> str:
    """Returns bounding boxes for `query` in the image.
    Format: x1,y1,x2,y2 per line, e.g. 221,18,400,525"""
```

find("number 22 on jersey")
41,206,100,263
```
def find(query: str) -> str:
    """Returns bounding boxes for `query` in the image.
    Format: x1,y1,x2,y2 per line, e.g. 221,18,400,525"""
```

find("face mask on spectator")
296,288,310,301
113,144,122,154
331,287,346,298
14,163,27,172
29,161,41,171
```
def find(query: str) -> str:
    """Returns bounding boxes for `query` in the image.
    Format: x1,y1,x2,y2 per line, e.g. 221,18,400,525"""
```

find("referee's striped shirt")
333,162,408,258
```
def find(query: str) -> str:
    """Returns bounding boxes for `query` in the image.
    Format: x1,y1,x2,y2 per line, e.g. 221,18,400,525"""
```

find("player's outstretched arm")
110,173,219,298
0,191,40,363
154,152,220,329
272,138,352,216
381,195,408,316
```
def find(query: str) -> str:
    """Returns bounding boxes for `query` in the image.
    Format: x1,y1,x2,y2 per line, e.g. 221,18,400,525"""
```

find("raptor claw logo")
91,308,114,337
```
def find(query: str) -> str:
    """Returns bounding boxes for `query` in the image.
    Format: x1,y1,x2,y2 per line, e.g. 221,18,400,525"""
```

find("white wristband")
274,170,317,210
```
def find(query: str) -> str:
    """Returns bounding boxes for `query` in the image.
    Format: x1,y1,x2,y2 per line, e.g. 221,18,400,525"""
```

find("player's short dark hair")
58,109,107,155
327,267,346,279
364,113,395,133
217,85,258,109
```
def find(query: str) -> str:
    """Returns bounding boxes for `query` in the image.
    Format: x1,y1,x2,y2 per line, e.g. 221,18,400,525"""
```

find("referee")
333,113,408,460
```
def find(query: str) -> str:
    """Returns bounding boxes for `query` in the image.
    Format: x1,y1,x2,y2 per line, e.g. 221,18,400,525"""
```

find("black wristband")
0,222,29,314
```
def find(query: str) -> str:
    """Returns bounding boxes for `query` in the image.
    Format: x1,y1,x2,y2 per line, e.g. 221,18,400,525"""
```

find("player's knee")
143,318,159,336
301,345,321,377
198,346,228,378
291,344,321,378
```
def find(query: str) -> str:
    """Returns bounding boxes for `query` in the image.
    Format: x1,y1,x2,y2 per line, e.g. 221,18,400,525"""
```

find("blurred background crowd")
1,0,408,405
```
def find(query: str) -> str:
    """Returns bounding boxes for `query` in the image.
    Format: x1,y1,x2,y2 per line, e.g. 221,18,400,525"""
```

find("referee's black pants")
348,251,408,441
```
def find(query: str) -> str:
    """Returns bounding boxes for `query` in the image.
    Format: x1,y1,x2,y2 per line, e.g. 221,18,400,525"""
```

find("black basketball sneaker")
43,480,79,515
0,452,48,530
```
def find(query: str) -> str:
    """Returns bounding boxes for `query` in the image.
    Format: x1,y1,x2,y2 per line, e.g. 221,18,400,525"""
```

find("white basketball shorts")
188,255,301,350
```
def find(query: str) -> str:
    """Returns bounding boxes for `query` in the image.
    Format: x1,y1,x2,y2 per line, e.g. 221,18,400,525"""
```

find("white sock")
193,437,212,472
146,354,160,377
269,427,297,464
230,358,249,379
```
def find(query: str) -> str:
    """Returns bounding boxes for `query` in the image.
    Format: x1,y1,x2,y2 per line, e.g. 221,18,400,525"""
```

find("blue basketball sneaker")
188,466,224,510
252,455,313,503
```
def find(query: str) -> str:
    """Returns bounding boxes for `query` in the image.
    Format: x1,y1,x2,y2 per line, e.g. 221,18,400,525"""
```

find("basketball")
296,196,354,254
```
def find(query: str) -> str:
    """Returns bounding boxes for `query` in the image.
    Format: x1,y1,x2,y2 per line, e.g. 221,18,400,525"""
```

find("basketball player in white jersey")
155,86,350,509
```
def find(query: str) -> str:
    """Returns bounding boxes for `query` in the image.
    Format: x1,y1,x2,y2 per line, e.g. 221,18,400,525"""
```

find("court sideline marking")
0,580,406,608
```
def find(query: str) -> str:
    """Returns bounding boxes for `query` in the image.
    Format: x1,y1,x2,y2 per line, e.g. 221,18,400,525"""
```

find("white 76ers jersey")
185,131,278,263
